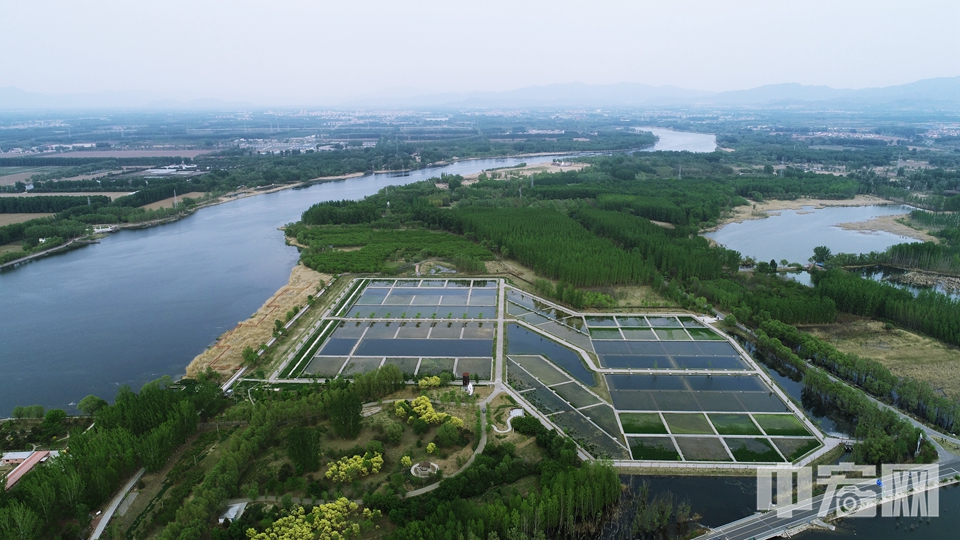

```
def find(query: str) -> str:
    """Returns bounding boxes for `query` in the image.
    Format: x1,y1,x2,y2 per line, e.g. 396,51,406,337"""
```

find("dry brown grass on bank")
0,213,54,226
185,264,331,378
140,192,206,210
802,319,960,399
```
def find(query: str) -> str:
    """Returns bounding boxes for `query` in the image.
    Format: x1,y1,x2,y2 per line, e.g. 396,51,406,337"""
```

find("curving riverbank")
185,264,331,378
707,194,894,232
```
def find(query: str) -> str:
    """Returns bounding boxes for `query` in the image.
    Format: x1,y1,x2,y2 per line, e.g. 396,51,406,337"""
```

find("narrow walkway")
89,468,145,540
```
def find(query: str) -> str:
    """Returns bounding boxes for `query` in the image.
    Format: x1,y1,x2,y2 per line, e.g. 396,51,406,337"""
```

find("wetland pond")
704,204,918,266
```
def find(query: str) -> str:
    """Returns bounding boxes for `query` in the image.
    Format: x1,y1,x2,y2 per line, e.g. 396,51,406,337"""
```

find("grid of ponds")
623,410,819,463
349,279,497,319
505,288,593,350
304,354,493,380
605,374,789,413
299,280,821,464
499,289,821,463
298,278,496,380
593,340,750,370
506,354,630,460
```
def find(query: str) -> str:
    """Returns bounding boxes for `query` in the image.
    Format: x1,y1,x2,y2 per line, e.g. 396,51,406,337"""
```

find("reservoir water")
704,204,918,266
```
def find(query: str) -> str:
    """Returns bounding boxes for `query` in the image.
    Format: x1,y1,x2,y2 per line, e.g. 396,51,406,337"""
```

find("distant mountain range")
363,77,960,109
2,76,960,110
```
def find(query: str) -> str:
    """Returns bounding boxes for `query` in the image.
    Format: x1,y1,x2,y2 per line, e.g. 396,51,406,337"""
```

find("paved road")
705,457,960,540
808,361,960,453
707,361,960,540
89,468,145,540
0,237,85,269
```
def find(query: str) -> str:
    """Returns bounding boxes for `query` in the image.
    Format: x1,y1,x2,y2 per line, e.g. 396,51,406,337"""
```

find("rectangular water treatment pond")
628,437,681,460
619,412,668,434
752,414,812,436
296,279,825,465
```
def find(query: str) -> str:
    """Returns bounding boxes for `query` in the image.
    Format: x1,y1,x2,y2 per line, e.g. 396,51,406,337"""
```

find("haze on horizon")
1,0,958,107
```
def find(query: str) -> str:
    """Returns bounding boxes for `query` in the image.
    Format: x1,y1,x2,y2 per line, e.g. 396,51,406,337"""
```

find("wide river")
0,129,717,416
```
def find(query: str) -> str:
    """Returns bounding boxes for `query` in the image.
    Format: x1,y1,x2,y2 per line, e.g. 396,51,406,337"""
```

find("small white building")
1,451,33,466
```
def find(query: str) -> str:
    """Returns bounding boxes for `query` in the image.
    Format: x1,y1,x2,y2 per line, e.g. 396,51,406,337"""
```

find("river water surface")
0,156,564,415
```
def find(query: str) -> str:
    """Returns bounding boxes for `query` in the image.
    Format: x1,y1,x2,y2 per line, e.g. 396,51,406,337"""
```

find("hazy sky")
2,0,958,105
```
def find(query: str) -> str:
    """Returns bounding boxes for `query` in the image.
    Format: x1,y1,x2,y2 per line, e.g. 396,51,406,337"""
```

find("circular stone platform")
410,461,440,478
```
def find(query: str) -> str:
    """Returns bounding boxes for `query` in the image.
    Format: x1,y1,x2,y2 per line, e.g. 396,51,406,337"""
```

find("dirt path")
112,430,210,533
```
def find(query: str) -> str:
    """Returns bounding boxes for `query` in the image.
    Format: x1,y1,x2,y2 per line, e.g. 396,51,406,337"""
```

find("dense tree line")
0,195,110,213
388,460,620,540
350,364,405,402
909,209,960,245
0,378,222,539
752,324,937,464
824,243,960,276
0,156,181,169
760,319,960,433
289,225,493,274
0,178,203,261
813,269,960,346
532,279,616,310
455,206,654,287
732,170,860,200
572,205,740,281
803,369,935,465
686,273,837,325
717,130,902,169
152,389,329,540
